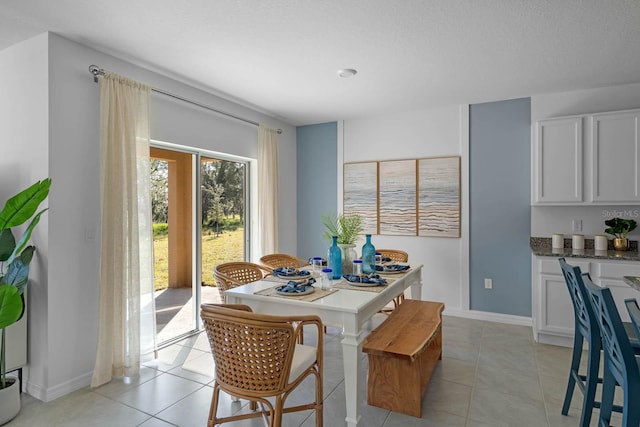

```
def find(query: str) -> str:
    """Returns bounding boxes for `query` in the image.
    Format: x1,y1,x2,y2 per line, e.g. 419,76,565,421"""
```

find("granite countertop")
531,237,640,262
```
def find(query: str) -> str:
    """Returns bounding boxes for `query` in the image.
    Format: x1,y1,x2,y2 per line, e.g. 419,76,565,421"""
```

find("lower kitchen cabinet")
532,255,640,347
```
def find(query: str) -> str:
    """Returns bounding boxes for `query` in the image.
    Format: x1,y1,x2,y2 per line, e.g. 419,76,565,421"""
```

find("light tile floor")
6,315,623,426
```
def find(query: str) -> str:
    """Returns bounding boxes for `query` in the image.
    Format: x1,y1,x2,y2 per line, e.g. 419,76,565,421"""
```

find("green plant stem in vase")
321,213,363,245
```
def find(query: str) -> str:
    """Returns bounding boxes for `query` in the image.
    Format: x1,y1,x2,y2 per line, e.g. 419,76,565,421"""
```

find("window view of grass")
153,219,244,291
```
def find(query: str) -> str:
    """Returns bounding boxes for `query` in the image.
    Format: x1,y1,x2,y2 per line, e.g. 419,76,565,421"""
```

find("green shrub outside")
153,223,169,237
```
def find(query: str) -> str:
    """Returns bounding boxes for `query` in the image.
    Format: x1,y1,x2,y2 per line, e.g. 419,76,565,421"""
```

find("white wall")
0,33,50,394
342,106,468,312
531,83,640,238
1,32,296,401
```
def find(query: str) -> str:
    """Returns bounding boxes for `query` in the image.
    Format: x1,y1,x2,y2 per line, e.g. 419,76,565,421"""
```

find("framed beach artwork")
343,162,378,234
418,156,460,237
378,159,417,235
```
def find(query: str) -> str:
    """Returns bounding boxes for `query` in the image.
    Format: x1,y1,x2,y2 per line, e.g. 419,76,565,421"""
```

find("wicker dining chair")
260,253,310,270
377,249,409,313
376,249,409,263
200,304,323,427
213,262,272,302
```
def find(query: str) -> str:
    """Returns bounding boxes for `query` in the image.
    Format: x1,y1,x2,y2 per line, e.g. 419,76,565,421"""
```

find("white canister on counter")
594,235,608,251
552,233,564,249
572,234,585,250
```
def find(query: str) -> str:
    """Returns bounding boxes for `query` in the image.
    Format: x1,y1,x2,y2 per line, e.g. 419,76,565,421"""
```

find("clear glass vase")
338,244,357,275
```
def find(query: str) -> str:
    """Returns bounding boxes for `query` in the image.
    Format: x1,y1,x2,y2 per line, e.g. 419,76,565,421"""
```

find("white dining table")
224,264,423,427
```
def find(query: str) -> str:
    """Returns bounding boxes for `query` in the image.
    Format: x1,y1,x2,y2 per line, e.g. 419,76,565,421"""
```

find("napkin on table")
276,277,316,293
342,274,387,285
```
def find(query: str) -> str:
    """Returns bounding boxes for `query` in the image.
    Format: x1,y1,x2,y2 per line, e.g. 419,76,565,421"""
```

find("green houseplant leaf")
0,256,31,295
0,285,22,330
6,209,47,265
0,179,51,230
0,229,15,262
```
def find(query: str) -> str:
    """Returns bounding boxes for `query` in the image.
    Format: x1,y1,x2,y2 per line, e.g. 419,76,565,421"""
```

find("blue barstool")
559,258,601,427
582,275,640,427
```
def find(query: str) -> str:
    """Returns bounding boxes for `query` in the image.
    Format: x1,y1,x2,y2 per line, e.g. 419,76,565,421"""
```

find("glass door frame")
151,140,251,347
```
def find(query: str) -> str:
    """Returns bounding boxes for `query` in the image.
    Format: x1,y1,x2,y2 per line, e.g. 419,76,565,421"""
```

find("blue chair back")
581,274,640,385
559,258,599,343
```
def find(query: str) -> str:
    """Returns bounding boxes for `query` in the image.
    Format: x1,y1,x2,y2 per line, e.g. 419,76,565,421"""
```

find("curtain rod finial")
89,65,104,82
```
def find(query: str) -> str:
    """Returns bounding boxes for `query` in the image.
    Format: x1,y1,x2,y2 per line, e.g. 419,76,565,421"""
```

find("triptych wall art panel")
418,157,461,237
379,160,416,236
343,156,460,238
343,162,378,234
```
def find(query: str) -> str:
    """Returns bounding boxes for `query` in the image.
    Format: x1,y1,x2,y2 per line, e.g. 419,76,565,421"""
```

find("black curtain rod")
88,65,282,134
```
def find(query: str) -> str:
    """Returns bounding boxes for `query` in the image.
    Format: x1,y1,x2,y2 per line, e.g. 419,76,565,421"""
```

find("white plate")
275,286,316,296
273,270,312,280
376,264,411,274
377,268,410,275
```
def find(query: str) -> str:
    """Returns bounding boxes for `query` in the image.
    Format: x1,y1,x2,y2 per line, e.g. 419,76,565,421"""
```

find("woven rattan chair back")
203,304,296,394
200,304,323,427
214,261,269,291
260,253,309,269
377,249,409,263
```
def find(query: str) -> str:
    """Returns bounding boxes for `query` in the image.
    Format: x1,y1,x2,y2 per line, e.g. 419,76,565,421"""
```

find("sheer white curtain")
91,73,156,387
258,125,279,255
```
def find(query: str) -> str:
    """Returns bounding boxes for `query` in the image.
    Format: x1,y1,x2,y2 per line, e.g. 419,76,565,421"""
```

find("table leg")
408,274,422,300
341,318,363,427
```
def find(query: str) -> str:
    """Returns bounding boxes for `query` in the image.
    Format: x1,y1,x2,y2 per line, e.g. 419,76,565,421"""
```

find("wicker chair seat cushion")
290,344,317,382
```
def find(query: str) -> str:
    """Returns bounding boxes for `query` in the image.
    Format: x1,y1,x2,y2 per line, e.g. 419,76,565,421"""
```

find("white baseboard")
537,333,573,348
443,307,532,327
27,370,92,402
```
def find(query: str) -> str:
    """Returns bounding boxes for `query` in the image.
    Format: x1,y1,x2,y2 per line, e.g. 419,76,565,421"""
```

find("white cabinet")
532,255,640,347
591,110,640,203
532,108,640,205
533,117,583,204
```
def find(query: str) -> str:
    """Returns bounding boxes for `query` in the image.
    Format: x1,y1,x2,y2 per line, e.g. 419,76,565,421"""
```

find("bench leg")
366,329,442,418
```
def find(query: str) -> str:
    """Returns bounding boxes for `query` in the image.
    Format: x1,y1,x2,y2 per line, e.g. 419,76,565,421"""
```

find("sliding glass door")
150,145,249,345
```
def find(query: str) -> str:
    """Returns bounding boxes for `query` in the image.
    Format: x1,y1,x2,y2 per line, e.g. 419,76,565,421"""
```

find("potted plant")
0,179,50,424
321,213,363,273
604,217,637,251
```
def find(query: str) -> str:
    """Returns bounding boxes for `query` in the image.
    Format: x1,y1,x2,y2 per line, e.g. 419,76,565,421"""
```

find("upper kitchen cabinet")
533,117,583,204
591,110,640,203
533,108,640,205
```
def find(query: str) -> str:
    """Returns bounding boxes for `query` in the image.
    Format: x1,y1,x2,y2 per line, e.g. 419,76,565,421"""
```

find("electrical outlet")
572,219,582,232
484,278,493,289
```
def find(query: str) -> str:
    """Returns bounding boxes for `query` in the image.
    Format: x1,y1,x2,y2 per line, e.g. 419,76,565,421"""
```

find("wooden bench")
362,299,444,417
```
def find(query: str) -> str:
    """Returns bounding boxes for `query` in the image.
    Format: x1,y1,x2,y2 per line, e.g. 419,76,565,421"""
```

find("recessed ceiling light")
337,68,358,78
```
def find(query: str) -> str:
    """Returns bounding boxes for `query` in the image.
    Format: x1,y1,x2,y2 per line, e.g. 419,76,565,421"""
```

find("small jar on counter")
552,233,564,249
572,234,585,250
594,235,608,251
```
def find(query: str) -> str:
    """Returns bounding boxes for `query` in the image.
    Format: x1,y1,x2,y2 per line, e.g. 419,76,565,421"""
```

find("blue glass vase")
328,236,343,279
361,234,376,274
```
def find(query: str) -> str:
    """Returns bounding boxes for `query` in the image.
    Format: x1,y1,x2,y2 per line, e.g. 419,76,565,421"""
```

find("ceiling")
2,1,640,126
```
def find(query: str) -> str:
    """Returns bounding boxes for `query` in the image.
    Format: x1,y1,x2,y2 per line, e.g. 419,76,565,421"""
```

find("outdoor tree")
151,159,168,223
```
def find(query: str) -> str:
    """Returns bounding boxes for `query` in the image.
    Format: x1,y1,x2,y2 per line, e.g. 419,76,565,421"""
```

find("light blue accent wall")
470,98,531,316
296,122,337,260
